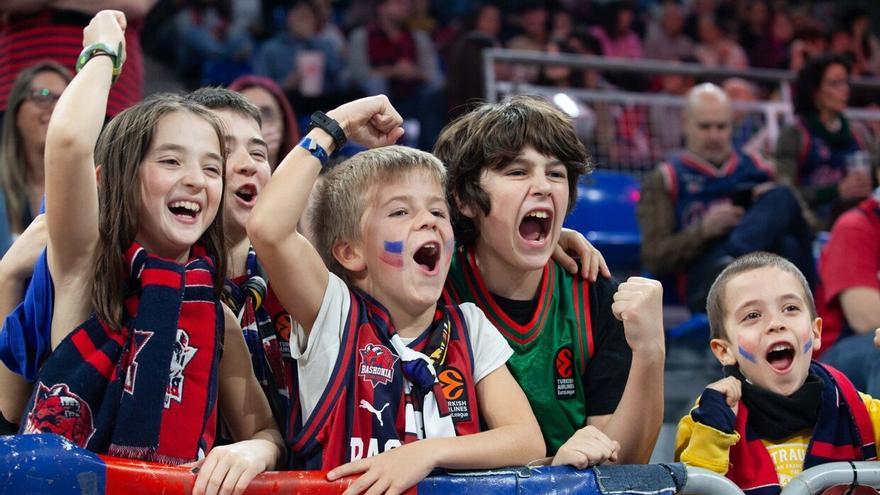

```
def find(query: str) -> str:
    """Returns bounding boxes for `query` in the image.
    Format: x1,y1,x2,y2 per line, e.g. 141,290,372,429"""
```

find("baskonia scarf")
22,242,222,465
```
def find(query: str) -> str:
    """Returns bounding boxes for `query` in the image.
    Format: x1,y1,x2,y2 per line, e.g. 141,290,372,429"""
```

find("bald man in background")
637,83,815,312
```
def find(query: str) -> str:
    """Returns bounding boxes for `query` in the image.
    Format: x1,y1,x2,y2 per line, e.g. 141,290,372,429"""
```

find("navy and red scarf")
290,290,481,470
727,362,876,494
222,247,299,439
21,243,222,465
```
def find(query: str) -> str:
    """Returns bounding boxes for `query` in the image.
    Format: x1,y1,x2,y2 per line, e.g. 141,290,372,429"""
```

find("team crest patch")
25,383,96,448
358,343,398,388
554,347,576,399
438,367,471,422
165,329,198,408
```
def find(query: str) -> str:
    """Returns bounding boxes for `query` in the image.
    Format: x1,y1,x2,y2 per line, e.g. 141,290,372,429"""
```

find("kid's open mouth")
168,200,201,219
766,343,795,372
519,209,552,243
413,241,440,272
234,184,257,204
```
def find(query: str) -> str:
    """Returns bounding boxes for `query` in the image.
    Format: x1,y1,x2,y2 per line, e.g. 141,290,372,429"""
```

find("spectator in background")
537,38,598,143
775,55,877,230
695,13,748,69
750,10,794,69
253,0,344,98
644,1,695,62
0,0,153,119
0,62,71,249
829,26,855,62
649,59,696,159
737,0,770,63
408,0,437,34
842,7,880,77
815,164,880,395
550,9,574,41
789,24,829,72
637,83,814,313
445,4,502,120
683,0,716,41
229,75,300,168
589,1,643,60
348,0,444,150
722,77,771,155
506,2,549,83
313,0,347,59
174,0,254,86
506,1,549,52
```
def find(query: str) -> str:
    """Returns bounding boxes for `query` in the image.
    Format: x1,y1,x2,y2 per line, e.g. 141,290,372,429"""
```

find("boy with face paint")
248,95,545,493
434,96,665,466
676,252,880,493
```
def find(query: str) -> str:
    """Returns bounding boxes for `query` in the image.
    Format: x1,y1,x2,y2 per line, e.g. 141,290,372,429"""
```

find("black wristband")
308,111,347,151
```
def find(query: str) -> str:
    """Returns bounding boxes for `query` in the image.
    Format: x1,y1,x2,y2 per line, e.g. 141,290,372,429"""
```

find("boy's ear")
332,239,366,274
710,338,738,366
812,317,823,352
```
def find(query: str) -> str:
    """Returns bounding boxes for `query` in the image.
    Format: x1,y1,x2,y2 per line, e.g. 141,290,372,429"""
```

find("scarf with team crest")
727,362,877,495
290,290,482,470
356,293,469,444
21,242,222,465
221,246,293,436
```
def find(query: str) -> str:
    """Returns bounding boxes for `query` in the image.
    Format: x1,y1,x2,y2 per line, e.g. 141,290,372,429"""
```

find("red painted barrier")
101,455,417,495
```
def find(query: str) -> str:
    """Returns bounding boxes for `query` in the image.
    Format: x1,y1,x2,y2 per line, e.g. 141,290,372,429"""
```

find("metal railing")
483,49,880,176
780,462,880,495
483,49,880,105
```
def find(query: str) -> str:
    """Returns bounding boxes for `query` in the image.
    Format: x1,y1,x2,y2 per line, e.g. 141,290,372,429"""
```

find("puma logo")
359,399,390,427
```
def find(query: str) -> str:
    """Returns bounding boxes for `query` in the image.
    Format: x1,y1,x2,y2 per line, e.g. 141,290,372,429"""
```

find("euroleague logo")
554,347,576,399
274,312,292,341
555,347,573,379
439,368,465,400
438,367,471,422
274,311,292,358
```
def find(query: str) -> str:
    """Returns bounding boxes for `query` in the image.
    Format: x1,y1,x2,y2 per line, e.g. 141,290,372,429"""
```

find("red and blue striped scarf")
290,291,482,470
727,362,877,495
22,243,222,465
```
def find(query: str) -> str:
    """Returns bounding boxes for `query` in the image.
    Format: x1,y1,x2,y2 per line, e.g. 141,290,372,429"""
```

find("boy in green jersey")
435,96,666,465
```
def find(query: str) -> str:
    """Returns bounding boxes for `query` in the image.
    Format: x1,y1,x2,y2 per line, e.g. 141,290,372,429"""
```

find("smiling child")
676,252,880,493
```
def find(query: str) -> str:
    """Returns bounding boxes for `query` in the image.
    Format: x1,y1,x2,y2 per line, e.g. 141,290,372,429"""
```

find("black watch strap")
308,111,347,150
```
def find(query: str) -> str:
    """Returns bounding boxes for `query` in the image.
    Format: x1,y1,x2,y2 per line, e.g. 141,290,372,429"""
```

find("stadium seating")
565,169,642,271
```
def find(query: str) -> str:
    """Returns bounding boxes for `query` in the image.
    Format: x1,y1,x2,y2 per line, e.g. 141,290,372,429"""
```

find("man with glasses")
637,83,815,313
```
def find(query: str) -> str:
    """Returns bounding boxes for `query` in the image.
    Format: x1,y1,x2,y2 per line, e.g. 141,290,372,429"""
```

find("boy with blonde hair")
248,96,544,493
676,252,880,493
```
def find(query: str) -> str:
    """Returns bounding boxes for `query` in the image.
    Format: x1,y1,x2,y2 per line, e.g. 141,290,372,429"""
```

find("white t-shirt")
291,272,513,423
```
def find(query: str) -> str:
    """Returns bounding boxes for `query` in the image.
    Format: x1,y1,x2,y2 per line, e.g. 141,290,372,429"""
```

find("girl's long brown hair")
92,94,227,330
0,61,72,233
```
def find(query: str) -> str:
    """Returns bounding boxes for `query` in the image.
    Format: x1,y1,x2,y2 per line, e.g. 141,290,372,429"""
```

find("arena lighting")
552,92,580,117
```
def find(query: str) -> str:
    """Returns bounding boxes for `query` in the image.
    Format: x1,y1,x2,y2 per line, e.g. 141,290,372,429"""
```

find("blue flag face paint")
379,240,404,268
